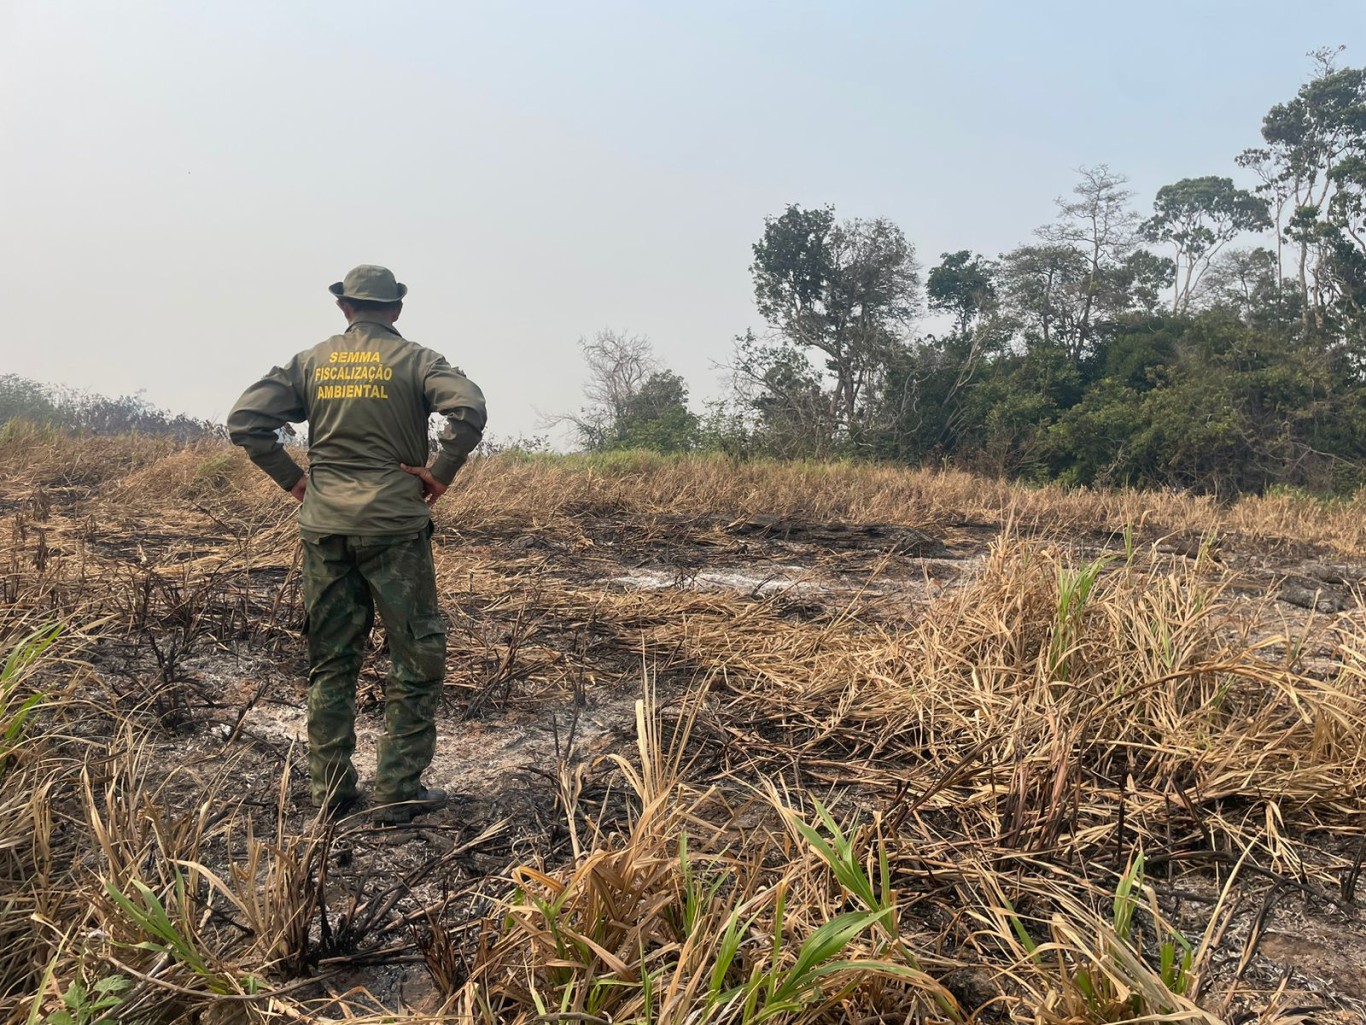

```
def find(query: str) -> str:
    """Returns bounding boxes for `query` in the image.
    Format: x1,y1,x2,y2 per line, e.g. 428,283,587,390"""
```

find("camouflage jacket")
228,320,486,536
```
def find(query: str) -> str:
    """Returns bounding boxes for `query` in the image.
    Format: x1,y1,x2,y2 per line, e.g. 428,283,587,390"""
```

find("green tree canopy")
1143,176,1270,313
749,204,920,446
927,251,997,336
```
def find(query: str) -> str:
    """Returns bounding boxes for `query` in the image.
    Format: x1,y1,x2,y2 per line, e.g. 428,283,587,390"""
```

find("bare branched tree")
1035,165,1142,362
581,331,655,428
548,331,696,452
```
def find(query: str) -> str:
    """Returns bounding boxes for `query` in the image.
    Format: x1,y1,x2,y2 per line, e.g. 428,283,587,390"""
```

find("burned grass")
3,436,1366,1022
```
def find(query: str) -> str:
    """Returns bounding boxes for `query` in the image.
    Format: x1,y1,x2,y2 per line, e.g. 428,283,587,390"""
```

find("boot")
374,787,448,826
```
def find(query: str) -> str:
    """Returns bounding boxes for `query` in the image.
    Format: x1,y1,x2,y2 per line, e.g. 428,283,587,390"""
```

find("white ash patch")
612,565,830,595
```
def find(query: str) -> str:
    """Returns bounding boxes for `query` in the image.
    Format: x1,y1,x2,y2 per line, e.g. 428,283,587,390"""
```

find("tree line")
0,374,220,443
568,50,1366,494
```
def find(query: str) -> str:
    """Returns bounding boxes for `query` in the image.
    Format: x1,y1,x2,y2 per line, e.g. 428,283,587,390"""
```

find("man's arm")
424,357,487,485
227,359,308,493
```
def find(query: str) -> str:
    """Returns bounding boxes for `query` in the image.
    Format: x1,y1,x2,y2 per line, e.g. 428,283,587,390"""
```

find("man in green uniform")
228,265,486,823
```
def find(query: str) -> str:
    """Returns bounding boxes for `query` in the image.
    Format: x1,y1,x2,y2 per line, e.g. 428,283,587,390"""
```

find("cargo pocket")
408,614,447,682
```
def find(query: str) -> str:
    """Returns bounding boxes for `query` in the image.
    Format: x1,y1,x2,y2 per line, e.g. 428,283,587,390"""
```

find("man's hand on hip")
401,463,449,507
290,476,308,503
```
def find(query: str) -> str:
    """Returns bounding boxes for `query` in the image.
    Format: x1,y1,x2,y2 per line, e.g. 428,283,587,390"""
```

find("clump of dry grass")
2,695,359,1024
455,690,963,1024
665,535,1366,900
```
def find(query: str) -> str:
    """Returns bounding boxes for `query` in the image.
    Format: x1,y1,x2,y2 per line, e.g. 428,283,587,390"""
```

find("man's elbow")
227,419,280,458
448,418,484,456
227,426,260,452
225,407,255,448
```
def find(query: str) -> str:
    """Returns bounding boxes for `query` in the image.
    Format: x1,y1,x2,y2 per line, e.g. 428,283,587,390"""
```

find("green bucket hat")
328,265,408,303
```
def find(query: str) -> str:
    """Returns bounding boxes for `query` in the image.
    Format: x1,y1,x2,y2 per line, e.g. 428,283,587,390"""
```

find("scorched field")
3,426,1366,1024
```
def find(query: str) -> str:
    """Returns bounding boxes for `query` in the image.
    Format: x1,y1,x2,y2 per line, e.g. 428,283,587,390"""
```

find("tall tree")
1142,176,1270,313
997,243,1093,356
1196,247,1290,322
1034,165,1145,361
927,250,997,336
750,204,920,444
999,167,1168,364
1240,48,1366,331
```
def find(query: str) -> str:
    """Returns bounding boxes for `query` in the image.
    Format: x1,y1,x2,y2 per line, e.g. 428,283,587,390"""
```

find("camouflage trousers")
300,528,446,808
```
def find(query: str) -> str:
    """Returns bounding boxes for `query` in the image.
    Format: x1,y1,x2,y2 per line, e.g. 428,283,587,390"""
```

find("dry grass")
2,431,1365,1023
450,449,1366,555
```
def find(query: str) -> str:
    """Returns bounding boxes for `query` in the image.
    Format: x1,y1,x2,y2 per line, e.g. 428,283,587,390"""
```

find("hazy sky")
3,1,1364,441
